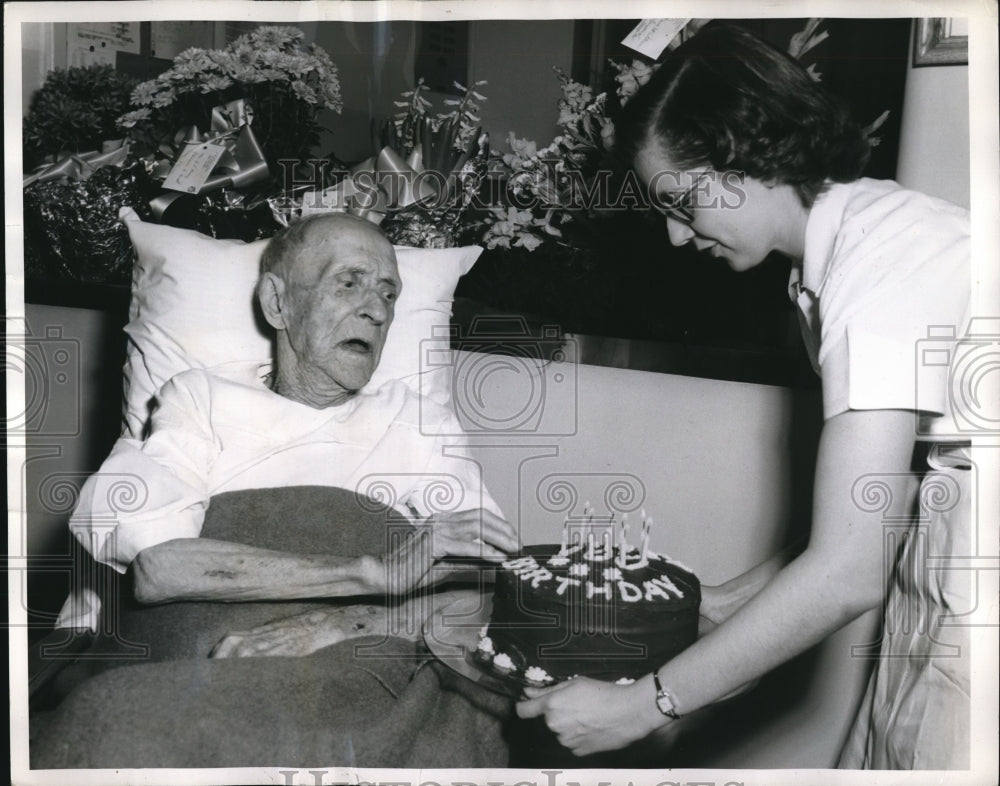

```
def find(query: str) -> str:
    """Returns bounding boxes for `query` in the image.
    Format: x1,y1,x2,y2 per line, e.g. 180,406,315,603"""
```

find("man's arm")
132,538,382,603
133,508,518,603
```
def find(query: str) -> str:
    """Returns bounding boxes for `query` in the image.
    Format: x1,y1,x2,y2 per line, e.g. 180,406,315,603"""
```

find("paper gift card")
162,141,228,194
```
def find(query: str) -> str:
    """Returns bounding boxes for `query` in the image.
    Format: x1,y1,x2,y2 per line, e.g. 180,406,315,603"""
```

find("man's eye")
383,290,397,302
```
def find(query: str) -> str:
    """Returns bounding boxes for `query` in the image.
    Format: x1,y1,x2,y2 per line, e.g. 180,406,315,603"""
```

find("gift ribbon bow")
23,141,131,187
297,123,483,225
150,99,270,220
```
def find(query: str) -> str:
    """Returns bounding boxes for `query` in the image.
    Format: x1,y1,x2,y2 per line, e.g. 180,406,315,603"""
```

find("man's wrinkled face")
281,222,401,394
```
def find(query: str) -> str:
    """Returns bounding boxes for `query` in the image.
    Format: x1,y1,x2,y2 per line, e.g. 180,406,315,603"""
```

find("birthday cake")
475,534,701,685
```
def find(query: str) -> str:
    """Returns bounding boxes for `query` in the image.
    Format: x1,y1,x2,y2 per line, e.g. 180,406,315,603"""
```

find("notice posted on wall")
67,22,139,67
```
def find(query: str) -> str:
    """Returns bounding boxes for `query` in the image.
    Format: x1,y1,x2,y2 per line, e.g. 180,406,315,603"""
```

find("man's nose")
358,288,390,324
665,216,696,246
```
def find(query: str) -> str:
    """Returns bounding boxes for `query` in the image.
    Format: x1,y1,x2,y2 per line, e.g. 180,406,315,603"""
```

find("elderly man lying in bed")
33,213,518,769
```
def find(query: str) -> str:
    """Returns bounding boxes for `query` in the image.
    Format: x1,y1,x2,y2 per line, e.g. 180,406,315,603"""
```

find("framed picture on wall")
913,17,969,66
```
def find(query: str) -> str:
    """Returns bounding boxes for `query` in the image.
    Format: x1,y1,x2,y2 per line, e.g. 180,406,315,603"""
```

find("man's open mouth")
340,339,372,354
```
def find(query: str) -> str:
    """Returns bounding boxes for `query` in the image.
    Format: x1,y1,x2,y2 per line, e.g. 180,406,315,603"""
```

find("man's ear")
257,272,288,330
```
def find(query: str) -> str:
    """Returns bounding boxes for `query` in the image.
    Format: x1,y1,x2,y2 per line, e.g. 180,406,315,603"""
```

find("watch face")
656,692,679,718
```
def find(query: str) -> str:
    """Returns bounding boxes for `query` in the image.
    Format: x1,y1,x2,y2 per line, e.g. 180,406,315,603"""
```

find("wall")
311,21,418,163
20,304,126,628
467,20,573,151
20,23,61,115
895,28,971,207
312,19,575,163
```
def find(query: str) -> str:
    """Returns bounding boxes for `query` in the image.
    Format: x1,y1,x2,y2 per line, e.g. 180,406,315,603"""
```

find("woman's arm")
518,408,919,755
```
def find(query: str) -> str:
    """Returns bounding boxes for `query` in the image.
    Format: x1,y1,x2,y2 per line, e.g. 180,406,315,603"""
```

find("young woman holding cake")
517,23,972,768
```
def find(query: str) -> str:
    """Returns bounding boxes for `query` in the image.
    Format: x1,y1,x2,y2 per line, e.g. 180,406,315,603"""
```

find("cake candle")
640,517,652,560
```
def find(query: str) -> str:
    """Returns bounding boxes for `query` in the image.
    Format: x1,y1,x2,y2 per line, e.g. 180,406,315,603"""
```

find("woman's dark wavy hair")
616,23,871,206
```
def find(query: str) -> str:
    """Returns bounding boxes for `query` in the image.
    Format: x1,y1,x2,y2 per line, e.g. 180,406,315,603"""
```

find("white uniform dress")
791,178,972,769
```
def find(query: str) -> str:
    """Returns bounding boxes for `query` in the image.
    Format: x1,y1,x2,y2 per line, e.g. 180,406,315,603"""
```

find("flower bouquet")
118,25,344,241
119,25,342,168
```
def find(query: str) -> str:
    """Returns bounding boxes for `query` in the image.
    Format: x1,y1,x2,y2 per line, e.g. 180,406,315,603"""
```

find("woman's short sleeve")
813,185,970,421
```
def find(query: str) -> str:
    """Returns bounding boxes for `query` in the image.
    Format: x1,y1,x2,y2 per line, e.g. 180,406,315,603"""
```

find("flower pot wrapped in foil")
272,125,490,249
23,151,154,284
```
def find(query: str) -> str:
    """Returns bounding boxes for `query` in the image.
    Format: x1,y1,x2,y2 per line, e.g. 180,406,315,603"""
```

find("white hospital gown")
68,360,501,574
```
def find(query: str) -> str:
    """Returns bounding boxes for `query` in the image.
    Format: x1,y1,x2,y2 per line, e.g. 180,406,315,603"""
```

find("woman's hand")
516,675,667,756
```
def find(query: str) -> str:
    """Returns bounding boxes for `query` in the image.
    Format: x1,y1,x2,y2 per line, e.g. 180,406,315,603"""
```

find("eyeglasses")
653,172,710,225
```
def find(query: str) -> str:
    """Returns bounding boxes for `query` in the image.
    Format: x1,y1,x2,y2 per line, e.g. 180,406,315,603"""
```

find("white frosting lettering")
602,566,623,582
616,547,649,571
520,567,554,588
568,563,589,577
586,581,611,599
555,576,581,595
547,555,570,567
643,579,672,602
652,574,685,599
617,581,643,602
503,556,539,573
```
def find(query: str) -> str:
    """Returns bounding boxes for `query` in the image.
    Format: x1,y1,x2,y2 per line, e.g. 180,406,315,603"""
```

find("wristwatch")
653,669,681,719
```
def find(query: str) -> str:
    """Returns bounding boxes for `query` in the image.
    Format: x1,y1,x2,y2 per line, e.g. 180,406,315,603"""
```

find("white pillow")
119,208,481,437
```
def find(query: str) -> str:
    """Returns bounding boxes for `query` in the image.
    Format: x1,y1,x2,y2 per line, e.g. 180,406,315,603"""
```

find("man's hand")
378,508,518,595
211,588,486,658
210,604,385,659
